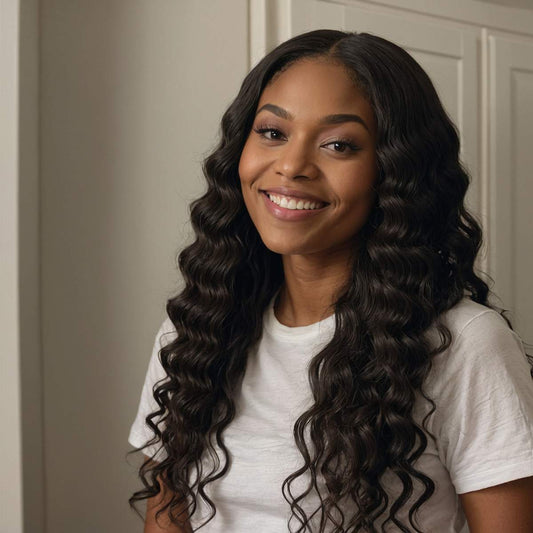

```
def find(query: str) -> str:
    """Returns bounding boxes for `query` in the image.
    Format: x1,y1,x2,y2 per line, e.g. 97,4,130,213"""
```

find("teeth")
266,193,323,210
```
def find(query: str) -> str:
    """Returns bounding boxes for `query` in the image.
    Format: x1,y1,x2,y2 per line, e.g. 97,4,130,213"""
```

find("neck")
274,249,353,327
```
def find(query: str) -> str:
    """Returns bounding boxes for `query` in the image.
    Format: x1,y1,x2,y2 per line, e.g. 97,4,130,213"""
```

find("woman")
128,30,533,532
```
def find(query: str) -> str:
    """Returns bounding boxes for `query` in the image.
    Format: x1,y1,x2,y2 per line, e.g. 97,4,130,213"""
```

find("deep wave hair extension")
129,30,531,532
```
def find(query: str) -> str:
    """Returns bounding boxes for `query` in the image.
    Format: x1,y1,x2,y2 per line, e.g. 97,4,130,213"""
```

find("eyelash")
252,124,360,154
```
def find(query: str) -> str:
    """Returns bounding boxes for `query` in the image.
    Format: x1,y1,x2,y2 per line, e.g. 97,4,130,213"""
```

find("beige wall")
39,1,248,531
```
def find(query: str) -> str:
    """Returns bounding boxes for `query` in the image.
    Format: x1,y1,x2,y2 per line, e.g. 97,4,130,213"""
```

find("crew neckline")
263,292,336,339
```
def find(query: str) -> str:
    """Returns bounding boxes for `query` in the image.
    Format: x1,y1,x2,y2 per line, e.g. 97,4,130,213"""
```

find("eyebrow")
255,103,370,132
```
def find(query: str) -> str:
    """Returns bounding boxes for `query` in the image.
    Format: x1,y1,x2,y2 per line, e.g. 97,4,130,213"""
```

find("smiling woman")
239,59,377,266
128,30,533,533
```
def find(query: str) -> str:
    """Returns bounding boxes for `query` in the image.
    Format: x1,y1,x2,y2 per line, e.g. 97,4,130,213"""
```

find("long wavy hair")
129,30,531,532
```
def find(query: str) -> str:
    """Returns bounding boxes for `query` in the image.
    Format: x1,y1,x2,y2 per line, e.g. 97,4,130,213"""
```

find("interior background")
2,0,532,531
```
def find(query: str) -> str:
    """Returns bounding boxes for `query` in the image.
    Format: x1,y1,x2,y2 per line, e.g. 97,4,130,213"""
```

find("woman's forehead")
257,59,375,131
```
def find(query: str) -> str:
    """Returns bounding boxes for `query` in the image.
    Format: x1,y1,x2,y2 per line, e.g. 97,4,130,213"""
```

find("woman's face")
238,58,377,258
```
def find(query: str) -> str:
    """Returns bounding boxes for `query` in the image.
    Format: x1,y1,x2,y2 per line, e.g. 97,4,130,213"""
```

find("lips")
259,186,329,205
260,189,328,220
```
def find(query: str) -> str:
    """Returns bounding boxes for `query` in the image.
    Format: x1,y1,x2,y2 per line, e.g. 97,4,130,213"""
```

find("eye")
253,125,286,141
322,139,360,154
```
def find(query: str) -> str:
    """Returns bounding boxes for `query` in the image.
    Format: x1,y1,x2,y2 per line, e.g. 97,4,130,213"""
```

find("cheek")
238,143,260,217
335,168,377,223
238,141,258,188
239,138,275,190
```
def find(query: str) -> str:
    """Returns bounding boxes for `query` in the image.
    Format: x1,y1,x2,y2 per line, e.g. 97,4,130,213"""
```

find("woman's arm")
143,457,193,533
459,476,533,533
144,489,193,533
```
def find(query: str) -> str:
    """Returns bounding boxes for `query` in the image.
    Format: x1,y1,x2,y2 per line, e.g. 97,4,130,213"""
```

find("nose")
274,138,319,181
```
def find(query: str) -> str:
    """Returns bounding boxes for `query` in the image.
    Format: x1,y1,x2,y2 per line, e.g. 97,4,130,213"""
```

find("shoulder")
419,299,533,493
439,297,510,339
422,296,533,434
428,297,526,373
427,297,530,385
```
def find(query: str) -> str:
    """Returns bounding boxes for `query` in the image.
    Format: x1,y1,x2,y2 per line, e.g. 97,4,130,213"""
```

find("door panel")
488,34,533,341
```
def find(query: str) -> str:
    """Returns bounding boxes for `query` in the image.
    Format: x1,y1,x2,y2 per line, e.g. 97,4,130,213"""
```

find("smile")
265,192,326,210
260,191,328,221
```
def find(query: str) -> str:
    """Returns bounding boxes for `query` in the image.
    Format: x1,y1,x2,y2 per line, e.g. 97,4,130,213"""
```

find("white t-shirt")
129,297,533,532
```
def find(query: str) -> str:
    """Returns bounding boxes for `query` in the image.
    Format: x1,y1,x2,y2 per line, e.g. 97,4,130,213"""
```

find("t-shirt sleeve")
429,310,533,494
128,317,177,461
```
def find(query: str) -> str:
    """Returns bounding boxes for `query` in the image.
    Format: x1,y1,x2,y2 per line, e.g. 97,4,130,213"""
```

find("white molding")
19,0,44,529
479,27,490,278
249,0,268,69
487,32,533,324
0,0,24,530
0,0,43,529
290,0,344,36
252,0,533,65
322,0,533,36
249,0,291,69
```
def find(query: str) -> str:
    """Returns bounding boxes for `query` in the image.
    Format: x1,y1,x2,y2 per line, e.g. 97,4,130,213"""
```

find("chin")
257,235,293,255
259,237,313,256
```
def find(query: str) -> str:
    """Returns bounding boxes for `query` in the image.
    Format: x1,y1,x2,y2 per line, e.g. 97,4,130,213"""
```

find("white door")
487,32,533,342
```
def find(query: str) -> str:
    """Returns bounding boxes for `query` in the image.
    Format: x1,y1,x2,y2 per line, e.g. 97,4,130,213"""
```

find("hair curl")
129,30,532,532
